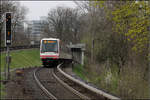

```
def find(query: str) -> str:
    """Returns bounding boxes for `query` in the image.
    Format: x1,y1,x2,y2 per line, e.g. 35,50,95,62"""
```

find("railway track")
2,62,120,99
33,66,81,99
33,67,57,99
34,63,120,99
53,64,90,99
55,63,120,99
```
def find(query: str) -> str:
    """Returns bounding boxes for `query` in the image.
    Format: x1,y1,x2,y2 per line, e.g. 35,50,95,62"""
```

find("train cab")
40,38,60,67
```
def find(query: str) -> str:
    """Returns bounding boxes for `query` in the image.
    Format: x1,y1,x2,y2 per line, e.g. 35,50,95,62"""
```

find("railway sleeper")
41,80,56,84
23,88,35,95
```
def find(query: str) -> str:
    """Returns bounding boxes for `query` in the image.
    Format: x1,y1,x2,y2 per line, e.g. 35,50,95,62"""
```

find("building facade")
26,17,47,45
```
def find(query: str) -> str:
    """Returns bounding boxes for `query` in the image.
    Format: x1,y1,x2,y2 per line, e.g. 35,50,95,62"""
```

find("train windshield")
41,40,58,53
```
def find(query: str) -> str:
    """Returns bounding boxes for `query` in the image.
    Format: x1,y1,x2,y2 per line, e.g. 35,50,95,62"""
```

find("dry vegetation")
74,53,149,99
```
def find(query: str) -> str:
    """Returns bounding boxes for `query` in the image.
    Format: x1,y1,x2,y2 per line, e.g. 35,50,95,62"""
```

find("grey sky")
20,1,77,21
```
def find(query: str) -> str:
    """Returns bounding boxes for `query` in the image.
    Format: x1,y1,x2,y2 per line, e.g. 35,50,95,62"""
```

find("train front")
40,39,59,67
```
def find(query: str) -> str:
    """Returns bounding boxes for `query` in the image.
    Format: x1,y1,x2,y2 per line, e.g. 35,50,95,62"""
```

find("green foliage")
73,64,88,81
89,0,105,8
92,1,150,53
111,1,150,52
76,1,150,99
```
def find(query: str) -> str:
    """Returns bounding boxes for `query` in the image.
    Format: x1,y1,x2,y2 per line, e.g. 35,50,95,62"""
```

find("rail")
33,67,57,99
57,64,120,100
52,63,90,99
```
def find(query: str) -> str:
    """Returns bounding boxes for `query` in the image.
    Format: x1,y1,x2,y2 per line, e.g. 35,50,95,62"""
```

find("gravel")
4,67,49,99
36,67,80,99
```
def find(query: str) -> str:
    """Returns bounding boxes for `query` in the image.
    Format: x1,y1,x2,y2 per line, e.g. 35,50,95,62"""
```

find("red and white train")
40,38,60,66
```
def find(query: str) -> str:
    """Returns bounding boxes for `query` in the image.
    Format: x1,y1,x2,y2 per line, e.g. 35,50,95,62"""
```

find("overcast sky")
20,1,77,21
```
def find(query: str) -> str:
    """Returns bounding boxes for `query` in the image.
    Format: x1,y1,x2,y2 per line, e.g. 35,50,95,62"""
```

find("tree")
111,1,150,53
0,1,28,46
89,0,150,73
45,6,81,45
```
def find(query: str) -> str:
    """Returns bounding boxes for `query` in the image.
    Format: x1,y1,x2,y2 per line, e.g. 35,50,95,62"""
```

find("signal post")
5,12,12,80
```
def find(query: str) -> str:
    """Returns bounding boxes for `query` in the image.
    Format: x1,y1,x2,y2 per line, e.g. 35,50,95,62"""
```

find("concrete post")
81,50,84,65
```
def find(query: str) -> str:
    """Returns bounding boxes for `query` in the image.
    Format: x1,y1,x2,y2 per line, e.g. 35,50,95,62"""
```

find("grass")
73,64,88,81
0,48,42,72
0,48,42,98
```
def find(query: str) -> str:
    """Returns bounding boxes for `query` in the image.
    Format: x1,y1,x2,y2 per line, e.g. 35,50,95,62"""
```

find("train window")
41,40,58,53
48,41,55,43
44,40,47,44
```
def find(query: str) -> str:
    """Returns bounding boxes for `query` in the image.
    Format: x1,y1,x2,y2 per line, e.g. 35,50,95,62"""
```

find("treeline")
41,1,150,98
42,1,149,74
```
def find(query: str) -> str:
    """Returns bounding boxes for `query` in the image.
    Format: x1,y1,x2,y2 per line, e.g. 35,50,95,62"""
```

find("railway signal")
5,12,12,46
5,12,12,81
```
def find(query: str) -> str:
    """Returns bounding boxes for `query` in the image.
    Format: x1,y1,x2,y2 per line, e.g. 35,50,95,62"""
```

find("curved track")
33,63,120,99
56,63,120,100
33,67,57,99
33,66,81,99
52,64,90,99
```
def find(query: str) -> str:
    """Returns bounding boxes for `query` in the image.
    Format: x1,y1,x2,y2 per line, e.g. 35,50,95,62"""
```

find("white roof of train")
41,38,59,40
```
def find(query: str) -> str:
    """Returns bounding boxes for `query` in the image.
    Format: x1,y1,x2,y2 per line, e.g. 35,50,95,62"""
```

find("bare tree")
0,1,28,46
44,6,81,45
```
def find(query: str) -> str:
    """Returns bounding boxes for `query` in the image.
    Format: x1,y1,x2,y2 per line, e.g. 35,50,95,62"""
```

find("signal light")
5,12,12,46
8,31,10,35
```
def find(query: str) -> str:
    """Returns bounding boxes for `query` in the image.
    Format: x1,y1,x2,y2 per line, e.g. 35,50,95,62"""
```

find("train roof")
41,38,59,40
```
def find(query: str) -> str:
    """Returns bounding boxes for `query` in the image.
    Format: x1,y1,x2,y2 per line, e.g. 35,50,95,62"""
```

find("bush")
118,66,149,99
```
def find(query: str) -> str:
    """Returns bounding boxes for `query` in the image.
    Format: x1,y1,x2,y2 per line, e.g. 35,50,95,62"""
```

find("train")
40,38,60,67
40,38,72,67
